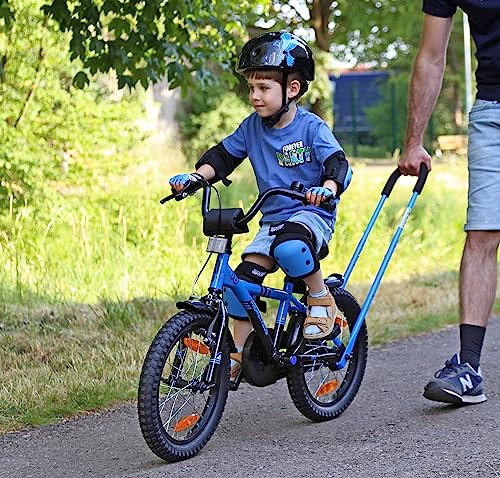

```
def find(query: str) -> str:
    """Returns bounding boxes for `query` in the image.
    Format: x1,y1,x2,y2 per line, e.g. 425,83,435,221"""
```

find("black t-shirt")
423,0,500,100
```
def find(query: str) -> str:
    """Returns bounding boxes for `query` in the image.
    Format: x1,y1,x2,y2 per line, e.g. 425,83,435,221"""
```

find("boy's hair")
244,69,307,99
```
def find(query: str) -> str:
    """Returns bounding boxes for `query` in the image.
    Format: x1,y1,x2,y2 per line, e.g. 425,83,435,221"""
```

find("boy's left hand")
306,186,334,206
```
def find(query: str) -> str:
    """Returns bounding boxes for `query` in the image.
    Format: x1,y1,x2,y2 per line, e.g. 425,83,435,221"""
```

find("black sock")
459,324,486,371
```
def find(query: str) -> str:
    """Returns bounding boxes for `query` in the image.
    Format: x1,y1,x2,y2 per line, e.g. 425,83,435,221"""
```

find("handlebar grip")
160,192,176,204
413,163,429,194
319,197,336,213
160,180,207,204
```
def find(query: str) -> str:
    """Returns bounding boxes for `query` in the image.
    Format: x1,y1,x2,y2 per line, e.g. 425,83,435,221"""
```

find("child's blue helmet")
237,31,314,127
237,31,314,82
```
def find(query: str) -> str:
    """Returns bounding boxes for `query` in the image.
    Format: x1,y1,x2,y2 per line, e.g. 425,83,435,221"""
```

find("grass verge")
1,156,499,433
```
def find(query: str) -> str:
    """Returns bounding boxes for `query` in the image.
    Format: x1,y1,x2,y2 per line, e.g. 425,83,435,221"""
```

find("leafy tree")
1,0,268,91
0,0,146,210
263,1,469,130
182,92,252,161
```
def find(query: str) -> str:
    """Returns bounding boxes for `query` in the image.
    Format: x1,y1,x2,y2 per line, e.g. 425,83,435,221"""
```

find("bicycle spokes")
158,329,214,441
302,339,350,403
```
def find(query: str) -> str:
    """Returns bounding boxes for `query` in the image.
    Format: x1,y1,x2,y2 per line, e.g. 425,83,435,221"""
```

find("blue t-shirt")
222,107,344,227
422,0,500,101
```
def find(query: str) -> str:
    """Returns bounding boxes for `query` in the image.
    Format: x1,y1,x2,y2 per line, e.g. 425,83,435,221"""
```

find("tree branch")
13,32,46,129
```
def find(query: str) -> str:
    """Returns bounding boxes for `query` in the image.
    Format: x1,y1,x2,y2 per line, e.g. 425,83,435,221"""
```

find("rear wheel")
286,287,368,421
138,310,230,461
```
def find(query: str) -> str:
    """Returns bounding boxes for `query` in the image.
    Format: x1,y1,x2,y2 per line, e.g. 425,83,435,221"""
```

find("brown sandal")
230,352,242,380
303,291,343,340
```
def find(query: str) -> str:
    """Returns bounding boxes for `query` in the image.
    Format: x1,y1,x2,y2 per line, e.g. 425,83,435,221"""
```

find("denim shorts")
242,210,333,259
466,99,500,231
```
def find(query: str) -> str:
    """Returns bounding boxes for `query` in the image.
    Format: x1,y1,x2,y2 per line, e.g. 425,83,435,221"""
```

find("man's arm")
398,14,454,176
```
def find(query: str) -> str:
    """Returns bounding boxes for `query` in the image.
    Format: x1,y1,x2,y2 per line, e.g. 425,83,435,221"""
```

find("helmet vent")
251,48,261,57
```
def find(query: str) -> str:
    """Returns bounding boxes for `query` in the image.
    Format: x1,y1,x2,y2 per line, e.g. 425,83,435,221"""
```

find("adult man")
398,1,500,405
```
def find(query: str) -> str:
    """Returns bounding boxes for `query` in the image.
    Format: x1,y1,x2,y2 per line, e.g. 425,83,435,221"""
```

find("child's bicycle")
137,165,428,462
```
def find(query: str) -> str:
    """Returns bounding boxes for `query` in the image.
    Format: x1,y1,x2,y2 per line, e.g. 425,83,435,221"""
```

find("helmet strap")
262,72,292,128
261,72,308,128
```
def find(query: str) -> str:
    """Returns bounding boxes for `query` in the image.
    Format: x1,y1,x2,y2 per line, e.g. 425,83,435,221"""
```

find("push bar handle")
381,163,429,197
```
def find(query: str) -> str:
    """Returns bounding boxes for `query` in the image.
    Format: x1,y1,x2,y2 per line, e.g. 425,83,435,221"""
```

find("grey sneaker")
423,354,487,405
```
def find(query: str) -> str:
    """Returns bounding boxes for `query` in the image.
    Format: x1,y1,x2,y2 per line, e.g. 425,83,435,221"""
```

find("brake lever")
160,180,206,204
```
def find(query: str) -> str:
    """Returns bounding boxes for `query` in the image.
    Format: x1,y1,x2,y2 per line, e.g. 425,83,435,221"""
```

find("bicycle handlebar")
160,180,336,226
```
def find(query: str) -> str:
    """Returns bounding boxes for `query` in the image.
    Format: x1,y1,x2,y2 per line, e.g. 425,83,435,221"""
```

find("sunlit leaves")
39,0,261,91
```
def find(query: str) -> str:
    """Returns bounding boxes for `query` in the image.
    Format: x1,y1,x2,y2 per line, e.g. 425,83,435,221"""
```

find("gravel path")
1,318,499,478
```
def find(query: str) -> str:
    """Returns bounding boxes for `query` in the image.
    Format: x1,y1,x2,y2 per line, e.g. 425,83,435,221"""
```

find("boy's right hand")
169,173,200,192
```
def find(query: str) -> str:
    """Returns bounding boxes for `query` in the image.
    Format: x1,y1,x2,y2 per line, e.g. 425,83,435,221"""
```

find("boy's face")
247,76,283,117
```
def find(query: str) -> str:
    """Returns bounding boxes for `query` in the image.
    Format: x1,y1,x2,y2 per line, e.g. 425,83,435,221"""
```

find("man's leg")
458,230,500,369
459,230,500,327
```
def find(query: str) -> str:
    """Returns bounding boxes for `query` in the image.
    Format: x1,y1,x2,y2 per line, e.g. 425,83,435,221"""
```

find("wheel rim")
302,326,356,405
157,327,219,443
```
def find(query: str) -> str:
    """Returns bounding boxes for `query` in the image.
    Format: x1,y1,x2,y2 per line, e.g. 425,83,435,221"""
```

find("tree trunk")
310,0,333,52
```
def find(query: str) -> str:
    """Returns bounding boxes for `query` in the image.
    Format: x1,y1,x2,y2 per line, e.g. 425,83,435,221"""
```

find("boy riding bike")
169,31,352,380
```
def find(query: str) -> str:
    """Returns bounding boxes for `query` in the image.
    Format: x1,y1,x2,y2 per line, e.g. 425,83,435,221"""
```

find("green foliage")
178,86,252,163
37,0,267,91
303,48,335,125
365,69,466,155
0,157,486,431
330,0,423,67
364,72,409,154
185,93,252,161
263,1,422,67
0,0,146,210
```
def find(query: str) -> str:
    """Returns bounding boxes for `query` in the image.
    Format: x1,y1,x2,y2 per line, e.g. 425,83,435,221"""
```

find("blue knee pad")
269,222,319,279
223,262,268,320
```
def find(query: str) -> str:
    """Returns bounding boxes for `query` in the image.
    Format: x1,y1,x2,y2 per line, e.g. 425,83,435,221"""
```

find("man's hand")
305,186,334,207
398,145,432,176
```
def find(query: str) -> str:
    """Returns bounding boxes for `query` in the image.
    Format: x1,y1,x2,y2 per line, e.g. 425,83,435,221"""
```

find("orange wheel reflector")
315,380,339,397
335,317,348,328
174,413,200,432
183,338,210,355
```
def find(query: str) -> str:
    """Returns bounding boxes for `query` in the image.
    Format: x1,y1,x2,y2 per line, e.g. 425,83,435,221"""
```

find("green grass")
1,153,499,433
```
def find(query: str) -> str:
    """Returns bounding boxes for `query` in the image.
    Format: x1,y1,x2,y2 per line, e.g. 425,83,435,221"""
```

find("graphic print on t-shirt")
276,140,312,167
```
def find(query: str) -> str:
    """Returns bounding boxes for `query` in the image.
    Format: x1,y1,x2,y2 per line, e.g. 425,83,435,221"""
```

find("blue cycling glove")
307,186,334,198
169,173,204,191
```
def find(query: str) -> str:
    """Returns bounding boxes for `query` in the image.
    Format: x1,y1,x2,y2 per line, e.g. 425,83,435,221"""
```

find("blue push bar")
337,164,429,367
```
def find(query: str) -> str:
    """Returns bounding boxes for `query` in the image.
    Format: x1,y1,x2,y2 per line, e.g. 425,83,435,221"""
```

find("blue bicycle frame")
210,165,428,372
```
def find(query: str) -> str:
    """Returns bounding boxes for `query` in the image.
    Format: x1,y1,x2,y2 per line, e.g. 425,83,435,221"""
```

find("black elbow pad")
322,151,352,196
195,142,245,186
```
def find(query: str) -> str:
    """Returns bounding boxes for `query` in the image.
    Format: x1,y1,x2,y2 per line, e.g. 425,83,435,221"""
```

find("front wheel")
138,310,230,462
286,287,368,421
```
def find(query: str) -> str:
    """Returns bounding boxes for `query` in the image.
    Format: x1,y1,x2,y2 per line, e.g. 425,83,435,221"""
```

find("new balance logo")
459,374,474,392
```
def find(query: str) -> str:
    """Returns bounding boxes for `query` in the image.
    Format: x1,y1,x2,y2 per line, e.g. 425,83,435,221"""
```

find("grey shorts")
242,210,333,259
465,99,500,231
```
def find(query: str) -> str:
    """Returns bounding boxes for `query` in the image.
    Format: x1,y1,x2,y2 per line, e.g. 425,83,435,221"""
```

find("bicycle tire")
138,310,230,461
286,287,368,421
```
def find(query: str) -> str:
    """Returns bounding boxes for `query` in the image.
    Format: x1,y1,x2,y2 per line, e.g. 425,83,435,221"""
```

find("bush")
178,89,252,163
0,0,147,212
